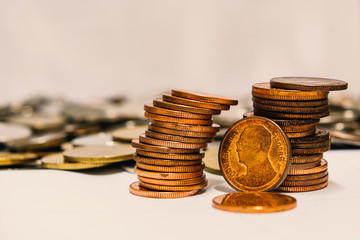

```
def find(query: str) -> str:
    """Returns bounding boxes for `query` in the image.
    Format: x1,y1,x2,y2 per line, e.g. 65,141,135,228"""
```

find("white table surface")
0,149,359,240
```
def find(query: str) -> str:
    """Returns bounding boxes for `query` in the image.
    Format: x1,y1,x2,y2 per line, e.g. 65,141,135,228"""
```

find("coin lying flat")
145,130,212,144
41,153,109,170
136,149,204,160
131,139,199,154
270,77,348,91
133,153,202,166
0,122,31,144
171,89,238,105
112,125,148,142
153,99,221,115
8,114,65,131
289,128,329,144
277,181,328,192
151,120,220,133
219,116,291,192
148,123,216,138
144,112,213,125
139,134,208,149
163,94,230,110
252,97,328,107
281,174,328,187
139,180,208,191
286,129,316,138
212,192,297,213
0,152,38,166
144,104,211,120
254,108,330,119
134,167,203,179
137,174,206,186
72,133,118,147
7,132,66,151
291,154,323,164
253,102,329,114
288,159,328,175
289,160,321,170
243,111,319,126
286,170,328,181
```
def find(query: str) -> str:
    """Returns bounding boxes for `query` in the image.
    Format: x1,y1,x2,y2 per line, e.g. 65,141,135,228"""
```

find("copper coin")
280,124,317,133
254,108,330,119
133,153,202,166
148,123,216,138
171,89,238,105
253,102,329,114
131,139,198,154
136,149,204,160
252,82,329,101
285,170,328,181
138,174,206,186
289,160,321,170
270,77,348,91
212,192,297,213
286,129,316,138
288,159,328,175
163,94,230,110
291,154,323,164
153,98,221,115
292,139,331,149
281,174,328,187
244,111,319,126
129,182,198,199
289,128,329,144
145,130,212,144
136,162,205,173
144,104,211,120
252,97,329,107
139,180,208,191
292,145,330,155
134,167,203,179
145,112,213,125
276,181,328,192
151,120,220,133
139,134,207,149
219,116,291,192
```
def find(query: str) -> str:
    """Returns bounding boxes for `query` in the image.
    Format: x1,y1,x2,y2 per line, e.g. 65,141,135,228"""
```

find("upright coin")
219,116,291,192
270,77,348,91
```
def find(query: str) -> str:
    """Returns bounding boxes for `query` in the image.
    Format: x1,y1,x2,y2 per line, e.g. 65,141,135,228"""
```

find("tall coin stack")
247,77,348,192
130,89,238,198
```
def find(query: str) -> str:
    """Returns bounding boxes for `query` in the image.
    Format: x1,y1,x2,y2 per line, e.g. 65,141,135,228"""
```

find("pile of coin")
247,77,348,192
130,89,238,198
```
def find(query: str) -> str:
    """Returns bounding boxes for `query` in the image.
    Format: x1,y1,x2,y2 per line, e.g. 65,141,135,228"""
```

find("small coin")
63,144,134,163
42,153,108,170
286,129,316,138
291,154,323,164
151,120,220,133
254,108,330,119
171,89,238,105
253,102,329,114
139,134,207,149
139,180,208,191
112,125,148,142
289,160,321,170
129,181,198,199
281,174,328,187
135,162,205,173
148,123,216,138
0,122,32,144
131,139,198,154
145,112,213,125
145,130,212,144
289,128,329,144
72,133,118,147
276,181,328,192
136,149,204,160
144,104,211,120
133,153,202,166
212,192,297,213
65,124,101,137
244,111,319,126
153,99,221,115
203,143,221,175
292,145,330,155
278,123,317,133
138,174,206,186
288,159,328,175
134,167,203,179
270,77,348,91
252,97,328,107
286,170,328,181
163,94,230,110
8,114,65,131
0,152,38,166
8,132,66,151
292,139,331,150
252,82,329,101
219,116,291,192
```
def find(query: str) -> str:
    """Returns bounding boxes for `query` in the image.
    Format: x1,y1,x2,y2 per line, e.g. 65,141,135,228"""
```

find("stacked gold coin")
248,77,348,192
130,89,238,198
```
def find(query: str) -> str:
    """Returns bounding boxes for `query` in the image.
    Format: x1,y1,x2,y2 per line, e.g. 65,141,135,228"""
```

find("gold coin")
137,174,206,186
139,180,208,191
163,94,230,110
219,116,291,192
0,152,38,166
171,89,238,105
254,108,330,119
281,174,328,187
148,123,216,138
145,130,212,144
276,181,328,192
252,97,328,107
289,160,321,170
253,102,329,114
135,162,205,173
129,181,198,199
286,170,328,181
151,120,220,133
63,144,133,163
270,77,348,91
291,154,323,164
133,153,202,166
145,112,213,125
136,149,204,160
112,125,148,142
153,98,221,115
131,139,198,154
134,167,203,179
41,153,109,170
139,134,207,149
212,192,297,213
288,159,328,175
252,82,329,101
144,104,211,120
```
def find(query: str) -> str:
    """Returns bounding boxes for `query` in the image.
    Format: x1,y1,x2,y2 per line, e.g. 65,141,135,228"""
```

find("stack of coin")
130,89,238,198
248,77,348,192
